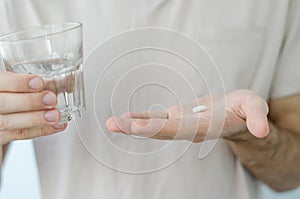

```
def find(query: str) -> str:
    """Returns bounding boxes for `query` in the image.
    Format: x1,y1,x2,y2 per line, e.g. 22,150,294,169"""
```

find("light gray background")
1,140,300,199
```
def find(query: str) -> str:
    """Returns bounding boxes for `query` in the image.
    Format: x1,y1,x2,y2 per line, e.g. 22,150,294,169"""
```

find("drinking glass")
0,22,86,123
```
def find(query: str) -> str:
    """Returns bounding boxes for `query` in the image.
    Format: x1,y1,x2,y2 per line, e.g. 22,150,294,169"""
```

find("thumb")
239,94,269,138
228,90,270,138
245,108,269,138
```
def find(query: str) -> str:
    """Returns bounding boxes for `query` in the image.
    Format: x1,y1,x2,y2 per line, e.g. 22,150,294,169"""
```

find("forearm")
225,122,300,192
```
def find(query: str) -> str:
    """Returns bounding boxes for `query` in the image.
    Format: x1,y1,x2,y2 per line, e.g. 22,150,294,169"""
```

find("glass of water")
0,22,85,123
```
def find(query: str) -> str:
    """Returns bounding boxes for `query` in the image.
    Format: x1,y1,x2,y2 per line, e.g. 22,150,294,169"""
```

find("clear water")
7,57,85,123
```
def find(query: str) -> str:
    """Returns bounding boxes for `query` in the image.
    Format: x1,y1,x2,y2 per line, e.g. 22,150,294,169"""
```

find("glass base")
59,109,83,124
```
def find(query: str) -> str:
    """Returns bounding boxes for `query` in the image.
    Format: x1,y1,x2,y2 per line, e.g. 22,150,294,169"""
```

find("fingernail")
43,92,56,106
53,124,65,129
29,77,42,90
45,110,59,122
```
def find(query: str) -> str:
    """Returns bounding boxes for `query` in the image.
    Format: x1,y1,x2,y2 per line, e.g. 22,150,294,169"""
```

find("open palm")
106,90,269,142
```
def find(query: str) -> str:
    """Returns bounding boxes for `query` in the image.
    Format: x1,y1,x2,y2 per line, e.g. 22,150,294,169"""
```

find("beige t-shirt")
0,0,300,199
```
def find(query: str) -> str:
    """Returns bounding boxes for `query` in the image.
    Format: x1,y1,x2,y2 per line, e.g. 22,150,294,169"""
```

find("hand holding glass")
0,22,86,123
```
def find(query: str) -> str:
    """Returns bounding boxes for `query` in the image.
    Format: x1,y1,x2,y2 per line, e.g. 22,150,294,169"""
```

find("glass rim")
0,21,82,44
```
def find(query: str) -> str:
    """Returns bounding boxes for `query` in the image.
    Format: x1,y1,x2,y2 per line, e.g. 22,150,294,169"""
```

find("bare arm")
106,90,300,191
225,94,300,192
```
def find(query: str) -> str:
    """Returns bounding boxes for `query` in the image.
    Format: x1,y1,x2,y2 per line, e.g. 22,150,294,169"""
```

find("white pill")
192,105,207,113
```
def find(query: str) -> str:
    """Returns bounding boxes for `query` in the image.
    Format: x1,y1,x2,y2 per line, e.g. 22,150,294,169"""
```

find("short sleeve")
270,0,300,98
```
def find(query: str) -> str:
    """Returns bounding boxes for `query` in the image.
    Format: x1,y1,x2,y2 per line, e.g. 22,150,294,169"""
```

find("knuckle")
13,82,21,91
11,73,36,92
27,93,42,109
12,76,26,91
41,127,57,136
41,127,52,136
23,92,47,112
16,129,30,140
36,113,50,126
0,72,26,91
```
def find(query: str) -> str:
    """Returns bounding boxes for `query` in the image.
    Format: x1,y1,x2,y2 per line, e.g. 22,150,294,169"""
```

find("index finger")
107,116,202,141
0,71,43,92
120,111,169,119
106,117,180,139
